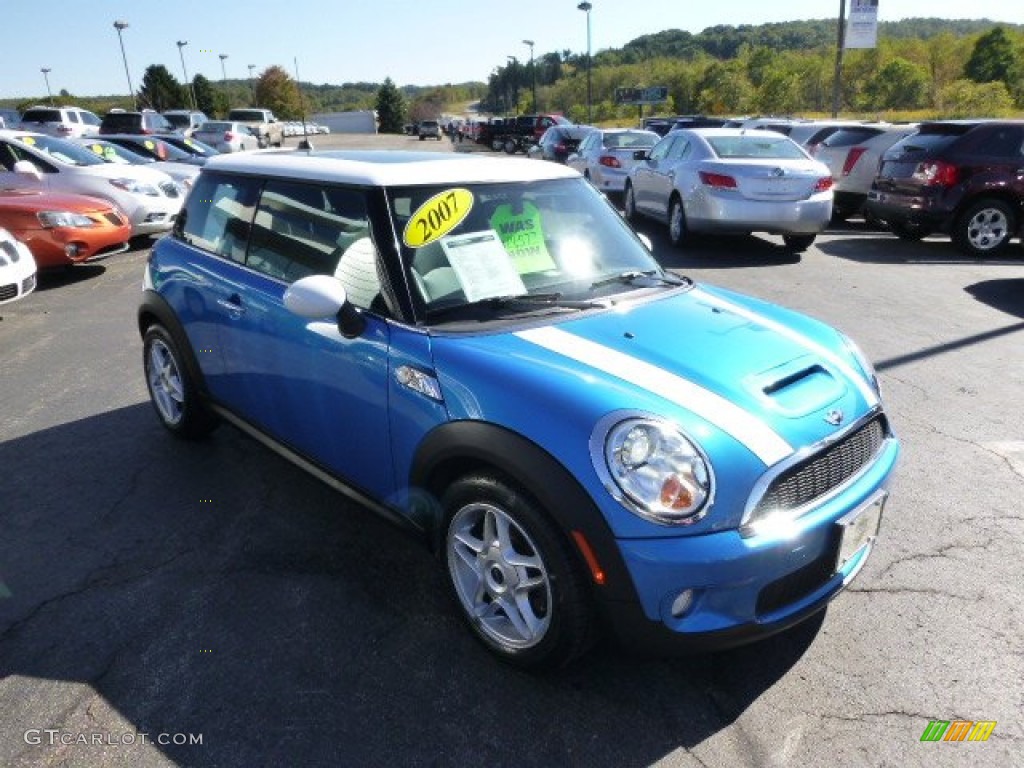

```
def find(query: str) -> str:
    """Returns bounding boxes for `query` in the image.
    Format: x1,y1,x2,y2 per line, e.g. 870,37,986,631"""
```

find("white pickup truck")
227,108,284,148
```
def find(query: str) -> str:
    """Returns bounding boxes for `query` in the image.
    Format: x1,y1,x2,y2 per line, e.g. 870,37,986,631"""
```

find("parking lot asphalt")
1,135,1022,768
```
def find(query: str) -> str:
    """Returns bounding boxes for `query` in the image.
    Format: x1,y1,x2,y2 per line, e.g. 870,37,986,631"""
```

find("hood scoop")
749,355,847,417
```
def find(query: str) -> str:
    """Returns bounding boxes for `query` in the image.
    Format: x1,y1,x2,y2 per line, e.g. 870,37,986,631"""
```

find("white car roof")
204,150,580,187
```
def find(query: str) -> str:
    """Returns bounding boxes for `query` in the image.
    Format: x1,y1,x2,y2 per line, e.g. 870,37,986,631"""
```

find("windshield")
12,134,106,166
78,140,153,165
387,177,676,319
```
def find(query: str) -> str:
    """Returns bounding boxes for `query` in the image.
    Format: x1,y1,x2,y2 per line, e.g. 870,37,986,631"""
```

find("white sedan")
567,128,660,198
0,227,37,305
0,131,183,237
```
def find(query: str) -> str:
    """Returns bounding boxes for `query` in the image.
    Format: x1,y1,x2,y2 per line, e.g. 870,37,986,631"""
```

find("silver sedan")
624,128,834,251
566,128,660,198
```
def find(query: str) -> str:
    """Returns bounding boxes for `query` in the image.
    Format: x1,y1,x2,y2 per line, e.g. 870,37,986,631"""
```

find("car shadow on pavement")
1,404,820,768
965,278,1024,319
633,223,804,270
34,264,107,292
817,234,1024,266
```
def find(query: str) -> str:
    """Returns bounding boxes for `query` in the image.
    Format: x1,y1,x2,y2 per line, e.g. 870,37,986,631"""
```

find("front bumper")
599,435,899,652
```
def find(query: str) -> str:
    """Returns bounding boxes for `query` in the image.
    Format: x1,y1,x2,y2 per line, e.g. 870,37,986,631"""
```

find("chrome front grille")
0,283,16,302
750,416,886,523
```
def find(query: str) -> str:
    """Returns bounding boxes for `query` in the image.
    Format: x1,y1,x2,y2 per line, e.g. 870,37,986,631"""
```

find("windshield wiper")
426,292,602,320
590,270,691,290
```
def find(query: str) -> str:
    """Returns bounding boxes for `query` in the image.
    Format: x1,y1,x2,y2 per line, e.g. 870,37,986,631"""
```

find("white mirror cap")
13,160,42,179
637,233,653,252
283,274,348,319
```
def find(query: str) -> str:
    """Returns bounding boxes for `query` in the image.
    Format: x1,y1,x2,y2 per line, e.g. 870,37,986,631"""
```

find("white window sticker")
441,230,526,302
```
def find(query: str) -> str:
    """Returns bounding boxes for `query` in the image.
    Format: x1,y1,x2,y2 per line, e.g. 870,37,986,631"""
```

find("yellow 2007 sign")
403,188,474,248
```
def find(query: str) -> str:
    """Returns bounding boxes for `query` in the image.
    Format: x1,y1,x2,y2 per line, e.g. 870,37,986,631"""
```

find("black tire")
142,324,218,439
419,135,426,141
441,472,594,670
504,138,518,154
782,234,816,252
953,198,1016,257
668,195,688,247
889,220,930,242
623,182,639,223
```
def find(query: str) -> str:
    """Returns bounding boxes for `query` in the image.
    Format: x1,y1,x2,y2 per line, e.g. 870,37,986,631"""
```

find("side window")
667,139,691,161
247,180,377,303
649,136,677,162
178,172,261,264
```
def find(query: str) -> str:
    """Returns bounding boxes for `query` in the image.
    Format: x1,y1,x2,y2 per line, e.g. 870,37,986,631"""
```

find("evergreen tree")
139,65,184,111
192,74,218,116
376,78,406,133
964,27,1018,84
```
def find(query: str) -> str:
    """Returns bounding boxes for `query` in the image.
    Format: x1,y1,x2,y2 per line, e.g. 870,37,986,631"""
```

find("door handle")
216,295,245,315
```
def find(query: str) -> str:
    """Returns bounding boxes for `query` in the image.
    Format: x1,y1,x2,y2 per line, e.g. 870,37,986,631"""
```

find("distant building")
311,110,378,134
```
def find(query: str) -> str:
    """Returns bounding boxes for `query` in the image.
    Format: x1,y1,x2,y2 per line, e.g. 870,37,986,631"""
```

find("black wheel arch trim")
410,420,639,603
138,289,209,398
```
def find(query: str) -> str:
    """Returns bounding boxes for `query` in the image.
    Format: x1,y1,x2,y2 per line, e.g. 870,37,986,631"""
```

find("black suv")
865,120,1024,256
99,109,174,135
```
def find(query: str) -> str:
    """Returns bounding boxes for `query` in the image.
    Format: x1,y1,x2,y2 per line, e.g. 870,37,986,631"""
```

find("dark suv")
865,120,1024,256
100,109,174,135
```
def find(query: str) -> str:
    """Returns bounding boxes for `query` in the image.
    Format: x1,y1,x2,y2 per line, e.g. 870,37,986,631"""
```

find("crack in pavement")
877,538,997,580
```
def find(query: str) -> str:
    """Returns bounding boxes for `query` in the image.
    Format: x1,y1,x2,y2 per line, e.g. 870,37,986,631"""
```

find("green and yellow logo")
920,720,996,742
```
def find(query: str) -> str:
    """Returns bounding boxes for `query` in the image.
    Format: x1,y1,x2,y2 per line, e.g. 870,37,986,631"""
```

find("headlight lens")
110,178,160,197
37,211,95,228
843,335,880,395
604,418,712,525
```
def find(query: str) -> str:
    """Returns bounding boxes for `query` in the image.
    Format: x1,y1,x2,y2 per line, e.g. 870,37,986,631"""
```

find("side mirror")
633,149,650,161
13,160,43,180
283,274,365,338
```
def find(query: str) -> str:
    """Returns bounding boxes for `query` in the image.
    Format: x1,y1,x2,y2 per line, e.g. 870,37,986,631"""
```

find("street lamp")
522,39,536,112
113,20,136,110
507,56,518,114
577,1,592,123
176,40,197,111
40,68,53,105
219,54,229,85
248,64,257,105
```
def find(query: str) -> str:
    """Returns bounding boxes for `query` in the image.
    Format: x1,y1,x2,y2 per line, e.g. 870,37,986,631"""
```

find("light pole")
177,40,196,111
577,1,592,123
522,39,536,112
248,64,257,105
113,20,136,110
219,54,229,85
40,68,53,105
507,56,518,114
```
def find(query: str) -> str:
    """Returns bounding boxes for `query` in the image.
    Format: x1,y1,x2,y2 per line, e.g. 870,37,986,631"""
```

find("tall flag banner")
846,0,879,49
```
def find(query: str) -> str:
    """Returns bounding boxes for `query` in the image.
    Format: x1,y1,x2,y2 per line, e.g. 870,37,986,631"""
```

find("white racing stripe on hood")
693,289,880,408
515,326,793,467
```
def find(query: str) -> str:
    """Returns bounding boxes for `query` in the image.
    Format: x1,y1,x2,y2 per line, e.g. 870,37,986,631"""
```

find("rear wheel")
954,198,1015,256
782,234,816,252
668,196,688,247
442,473,593,670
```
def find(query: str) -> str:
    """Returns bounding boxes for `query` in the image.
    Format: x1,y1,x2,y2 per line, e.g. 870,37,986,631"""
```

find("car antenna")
294,56,313,152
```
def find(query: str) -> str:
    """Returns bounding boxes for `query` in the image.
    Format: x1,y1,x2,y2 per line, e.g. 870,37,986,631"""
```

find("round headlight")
603,418,712,525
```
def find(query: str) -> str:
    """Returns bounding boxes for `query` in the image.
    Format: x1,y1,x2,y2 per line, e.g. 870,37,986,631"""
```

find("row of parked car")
532,116,1024,257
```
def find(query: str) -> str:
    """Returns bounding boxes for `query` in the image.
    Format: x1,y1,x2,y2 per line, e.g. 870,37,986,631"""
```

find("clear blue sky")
2,0,1019,100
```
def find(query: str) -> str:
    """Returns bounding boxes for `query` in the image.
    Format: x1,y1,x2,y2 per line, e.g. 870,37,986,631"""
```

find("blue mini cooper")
139,150,899,669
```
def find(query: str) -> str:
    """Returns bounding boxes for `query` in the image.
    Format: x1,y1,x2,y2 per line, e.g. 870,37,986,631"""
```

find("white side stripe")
692,289,880,408
515,326,793,467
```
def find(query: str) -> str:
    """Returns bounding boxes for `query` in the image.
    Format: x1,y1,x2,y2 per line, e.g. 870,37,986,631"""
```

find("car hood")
66,162,175,185
0,189,118,213
432,283,877,470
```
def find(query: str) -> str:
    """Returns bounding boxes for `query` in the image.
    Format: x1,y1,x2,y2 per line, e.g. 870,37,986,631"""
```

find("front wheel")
953,198,1016,256
782,234,816,252
668,196,688,247
143,325,218,439
442,473,593,670
623,183,638,223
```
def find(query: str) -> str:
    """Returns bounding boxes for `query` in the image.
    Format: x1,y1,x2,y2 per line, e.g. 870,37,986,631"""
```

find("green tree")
860,58,929,110
939,79,1015,117
139,65,184,111
191,74,219,116
375,77,406,133
254,65,303,119
965,27,1018,84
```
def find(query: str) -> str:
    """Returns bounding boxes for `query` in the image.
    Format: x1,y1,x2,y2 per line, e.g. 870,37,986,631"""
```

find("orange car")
0,189,131,268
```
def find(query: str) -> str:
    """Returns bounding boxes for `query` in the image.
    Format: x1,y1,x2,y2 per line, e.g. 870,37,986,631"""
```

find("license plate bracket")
835,492,886,573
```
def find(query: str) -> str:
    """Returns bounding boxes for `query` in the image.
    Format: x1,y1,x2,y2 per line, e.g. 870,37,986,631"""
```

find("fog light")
670,589,695,618
65,243,79,258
